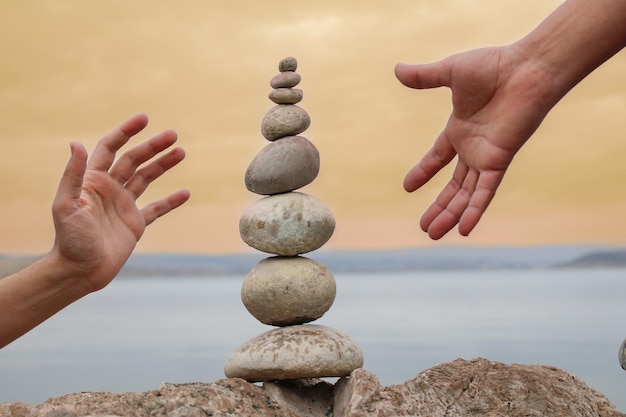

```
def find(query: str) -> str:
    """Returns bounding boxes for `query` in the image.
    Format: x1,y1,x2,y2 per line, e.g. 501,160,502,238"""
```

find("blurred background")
1,0,625,255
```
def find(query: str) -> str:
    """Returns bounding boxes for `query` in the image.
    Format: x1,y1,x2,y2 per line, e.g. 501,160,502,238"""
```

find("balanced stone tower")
225,57,364,381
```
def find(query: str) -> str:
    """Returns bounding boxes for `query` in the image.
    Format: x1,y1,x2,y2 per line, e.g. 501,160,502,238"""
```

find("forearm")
0,253,92,348
514,0,626,107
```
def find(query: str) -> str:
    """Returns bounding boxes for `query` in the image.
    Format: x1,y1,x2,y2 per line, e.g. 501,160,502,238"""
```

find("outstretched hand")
0,113,190,348
395,46,553,239
51,113,190,291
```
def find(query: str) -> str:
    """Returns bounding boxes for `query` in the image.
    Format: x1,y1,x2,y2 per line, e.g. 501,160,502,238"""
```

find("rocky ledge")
1,358,622,417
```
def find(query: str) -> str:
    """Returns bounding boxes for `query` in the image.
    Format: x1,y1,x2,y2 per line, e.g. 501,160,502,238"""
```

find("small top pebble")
279,57,297,72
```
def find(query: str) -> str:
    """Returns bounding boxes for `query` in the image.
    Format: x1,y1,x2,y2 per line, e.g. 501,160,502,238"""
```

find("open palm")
396,46,552,239
51,114,190,290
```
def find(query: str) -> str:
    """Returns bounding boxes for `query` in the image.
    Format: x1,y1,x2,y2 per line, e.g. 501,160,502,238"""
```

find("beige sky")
1,0,625,255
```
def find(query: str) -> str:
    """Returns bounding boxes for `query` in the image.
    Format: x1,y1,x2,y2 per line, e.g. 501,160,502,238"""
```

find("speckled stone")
224,324,363,381
279,56,297,72
241,256,336,326
239,192,335,256
261,105,310,141
270,72,301,89
619,338,626,370
245,136,319,195
269,88,303,104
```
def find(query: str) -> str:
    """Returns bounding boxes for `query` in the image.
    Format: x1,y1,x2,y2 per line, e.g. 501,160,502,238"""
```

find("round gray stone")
270,72,301,89
619,338,626,370
239,192,335,256
261,105,310,141
269,88,303,104
245,136,319,195
279,56,297,72
241,256,336,326
224,324,363,381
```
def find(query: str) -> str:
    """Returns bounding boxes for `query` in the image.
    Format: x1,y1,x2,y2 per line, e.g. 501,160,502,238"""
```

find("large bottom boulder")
1,358,622,417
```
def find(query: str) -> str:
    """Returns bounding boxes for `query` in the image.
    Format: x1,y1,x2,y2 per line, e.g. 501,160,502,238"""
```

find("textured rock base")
1,358,623,417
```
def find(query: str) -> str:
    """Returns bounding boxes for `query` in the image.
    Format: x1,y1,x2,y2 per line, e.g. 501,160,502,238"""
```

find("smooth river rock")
239,192,335,256
261,104,310,141
269,87,303,104
245,135,319,195
241,256,336,326
270,71,301,89
224,324,363,381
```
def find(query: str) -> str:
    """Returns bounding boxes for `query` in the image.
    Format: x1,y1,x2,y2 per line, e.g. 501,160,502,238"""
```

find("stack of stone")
224,57,363,382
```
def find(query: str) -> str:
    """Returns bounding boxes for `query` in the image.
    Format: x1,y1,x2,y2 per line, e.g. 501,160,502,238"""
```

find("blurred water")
0,269,624,411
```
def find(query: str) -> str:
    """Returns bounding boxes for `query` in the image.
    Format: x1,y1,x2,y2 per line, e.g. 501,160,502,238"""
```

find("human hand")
395,46,553,239
50,113,190,291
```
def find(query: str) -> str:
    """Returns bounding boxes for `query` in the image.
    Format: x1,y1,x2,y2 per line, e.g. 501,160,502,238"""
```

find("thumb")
395,59,452,90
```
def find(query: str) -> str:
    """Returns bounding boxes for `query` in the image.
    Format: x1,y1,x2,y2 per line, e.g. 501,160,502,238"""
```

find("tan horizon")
1,0,625,255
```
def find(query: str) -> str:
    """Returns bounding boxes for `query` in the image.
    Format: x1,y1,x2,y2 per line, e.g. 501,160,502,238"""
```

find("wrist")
0,251,94,347
505,40,567,113
512,0,626,108
32,250,98,298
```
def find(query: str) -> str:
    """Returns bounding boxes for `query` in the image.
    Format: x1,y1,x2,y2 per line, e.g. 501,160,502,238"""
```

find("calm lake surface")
1,269,624,411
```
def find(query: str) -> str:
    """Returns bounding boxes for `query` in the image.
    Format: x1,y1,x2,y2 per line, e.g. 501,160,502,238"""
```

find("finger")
425,211,458,240
418,161,467,229
458,171,503,236
53,142,88,209
141,189,191,226
404,129,456,192
87,113,149,172
427,169,479,239
109,129,178,185
125,147,186,199
419,161,474,237
444,168,478,220
395,59,453,90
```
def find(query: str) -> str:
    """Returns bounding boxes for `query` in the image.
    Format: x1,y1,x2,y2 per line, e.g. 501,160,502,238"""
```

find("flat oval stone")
270,72,301,89
239,192,335,256
269,88,303,104
241,256,336,326
279,56,297,72
261,105,310,141
224,324,363,381
245,136,319,195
